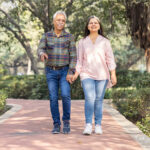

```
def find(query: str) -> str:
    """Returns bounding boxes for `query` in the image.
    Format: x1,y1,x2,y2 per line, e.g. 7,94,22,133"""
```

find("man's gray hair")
53,10,67,20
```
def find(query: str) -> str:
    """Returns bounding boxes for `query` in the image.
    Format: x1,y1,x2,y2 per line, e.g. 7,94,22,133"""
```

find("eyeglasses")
55,19,65,23
88,22,99,25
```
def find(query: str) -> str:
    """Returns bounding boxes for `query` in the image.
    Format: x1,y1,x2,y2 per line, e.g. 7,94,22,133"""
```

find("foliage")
136,115,150,137
112,70,150,137
115,70,150,88
112,88,150,121
0,75,49,99
0,64,7,75
134,72,150,88
0,74,113,100
0,0,143,74
126,0,150,50
0,70,149,99
0,90,7,113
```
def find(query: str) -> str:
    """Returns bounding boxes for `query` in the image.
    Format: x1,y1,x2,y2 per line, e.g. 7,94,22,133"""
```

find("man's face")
53,14,66,31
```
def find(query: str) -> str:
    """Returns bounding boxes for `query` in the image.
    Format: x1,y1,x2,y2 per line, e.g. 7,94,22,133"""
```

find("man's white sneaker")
95,125,103,134
83,123,92,135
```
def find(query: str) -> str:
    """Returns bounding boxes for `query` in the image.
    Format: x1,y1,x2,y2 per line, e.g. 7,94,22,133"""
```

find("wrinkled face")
88,18,100,32
53,14,66,31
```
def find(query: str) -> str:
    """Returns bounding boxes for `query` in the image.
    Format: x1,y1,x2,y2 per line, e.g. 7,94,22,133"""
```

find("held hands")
66,71,79,84
66,74,74,84
40,53,48,62
72,72,79,82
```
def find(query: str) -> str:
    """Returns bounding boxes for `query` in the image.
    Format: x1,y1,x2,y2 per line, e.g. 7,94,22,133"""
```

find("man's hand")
66,74,73,84
40,53,48,62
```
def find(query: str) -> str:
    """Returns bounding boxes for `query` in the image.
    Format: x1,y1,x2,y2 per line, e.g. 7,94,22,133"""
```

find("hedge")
0,70,149,100
0,75,83,99
0,90,7,114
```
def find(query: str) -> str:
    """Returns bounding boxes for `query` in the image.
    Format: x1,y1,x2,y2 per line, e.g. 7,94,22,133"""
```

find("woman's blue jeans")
81,78,108,125
45,66,71,125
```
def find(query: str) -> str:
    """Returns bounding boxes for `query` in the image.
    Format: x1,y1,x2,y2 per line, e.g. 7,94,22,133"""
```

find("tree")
126,0,150,72
0,0,145,74
0,1,39,74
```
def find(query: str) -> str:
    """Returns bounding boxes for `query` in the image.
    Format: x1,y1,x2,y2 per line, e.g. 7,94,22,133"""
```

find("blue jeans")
81,78,108,125
45,66,71,125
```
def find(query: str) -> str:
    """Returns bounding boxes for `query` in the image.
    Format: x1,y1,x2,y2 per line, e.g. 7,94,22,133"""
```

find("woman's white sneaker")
95,125,103,134
83,123,92,135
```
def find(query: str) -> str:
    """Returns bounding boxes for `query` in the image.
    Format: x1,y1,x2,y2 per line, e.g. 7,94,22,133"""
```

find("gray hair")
53,10,67,20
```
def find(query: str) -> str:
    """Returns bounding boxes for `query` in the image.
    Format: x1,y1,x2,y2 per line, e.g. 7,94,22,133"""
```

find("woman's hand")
110,70,117,86
72,71,79,82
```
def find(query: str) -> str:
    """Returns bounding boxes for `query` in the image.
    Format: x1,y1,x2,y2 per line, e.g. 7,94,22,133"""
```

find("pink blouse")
76,35,116,88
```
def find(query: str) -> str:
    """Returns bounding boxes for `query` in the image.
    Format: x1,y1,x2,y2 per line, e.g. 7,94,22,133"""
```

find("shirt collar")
50,28,67,37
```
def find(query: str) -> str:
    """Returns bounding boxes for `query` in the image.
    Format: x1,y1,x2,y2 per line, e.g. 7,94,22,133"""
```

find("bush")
0,74,114,100
136,115,150,137
0,70,149,100
134,72,150,88
0,90,7,114
0,75,85,99
0,75,49,99
116,70,141,87
112,88,150,122
0,64,7,76
115,70,150,88
112,87,150,137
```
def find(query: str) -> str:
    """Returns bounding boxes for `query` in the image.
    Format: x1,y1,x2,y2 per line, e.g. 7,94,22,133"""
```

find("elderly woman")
72,16,117,135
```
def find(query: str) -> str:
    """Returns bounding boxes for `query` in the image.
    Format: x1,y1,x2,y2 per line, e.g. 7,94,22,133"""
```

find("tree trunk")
0,8,39,74
13,66,17,75
126,2,150,72
27,58,32,75
146,48,150,72
23,44,39,74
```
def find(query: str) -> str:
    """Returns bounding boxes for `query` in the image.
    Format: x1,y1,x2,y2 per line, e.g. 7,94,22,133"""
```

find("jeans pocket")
45,66,52,74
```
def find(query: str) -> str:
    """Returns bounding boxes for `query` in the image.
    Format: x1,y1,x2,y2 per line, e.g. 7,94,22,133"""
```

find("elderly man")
37,10,77,134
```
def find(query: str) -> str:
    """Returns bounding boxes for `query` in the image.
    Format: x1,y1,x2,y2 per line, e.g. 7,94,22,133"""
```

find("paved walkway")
0,99,150,150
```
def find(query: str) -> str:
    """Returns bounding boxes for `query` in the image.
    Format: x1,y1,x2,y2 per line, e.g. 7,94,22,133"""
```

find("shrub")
136,114,150,137
115,70,150,88
0,90,7,114
0,75,85,100
112,87,150,137
115,70,141,87
134,72,150,88
112,88,150,122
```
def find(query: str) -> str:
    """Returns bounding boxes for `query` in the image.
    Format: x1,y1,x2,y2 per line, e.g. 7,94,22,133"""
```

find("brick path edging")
0,104,22,124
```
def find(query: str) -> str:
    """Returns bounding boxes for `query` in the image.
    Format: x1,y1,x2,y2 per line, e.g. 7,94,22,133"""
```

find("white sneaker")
95,125,103,134
83,123,92,135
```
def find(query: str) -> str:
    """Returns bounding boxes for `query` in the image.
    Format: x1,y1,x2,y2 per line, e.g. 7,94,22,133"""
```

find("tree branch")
0,8,21,31
25,0,51,32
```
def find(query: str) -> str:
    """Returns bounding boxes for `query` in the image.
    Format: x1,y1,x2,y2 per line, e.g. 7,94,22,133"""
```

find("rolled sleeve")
37,33,47,58
68,35,77,75
105,40,116,71
75,39,84,74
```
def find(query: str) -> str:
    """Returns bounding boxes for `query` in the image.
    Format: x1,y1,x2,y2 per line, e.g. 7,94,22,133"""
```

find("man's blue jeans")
81,78,108,125
45,66,71,125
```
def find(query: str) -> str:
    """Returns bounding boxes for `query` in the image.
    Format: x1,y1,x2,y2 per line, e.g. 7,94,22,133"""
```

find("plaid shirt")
37,29,77,74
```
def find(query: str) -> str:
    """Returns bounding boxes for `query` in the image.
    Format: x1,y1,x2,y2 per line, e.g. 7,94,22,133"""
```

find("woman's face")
88,18,100,33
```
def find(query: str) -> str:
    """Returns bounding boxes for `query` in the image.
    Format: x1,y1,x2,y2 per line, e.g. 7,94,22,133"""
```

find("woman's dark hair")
84,16,106,38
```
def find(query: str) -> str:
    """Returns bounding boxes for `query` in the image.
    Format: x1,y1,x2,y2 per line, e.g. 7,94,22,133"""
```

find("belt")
47,65,68,70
